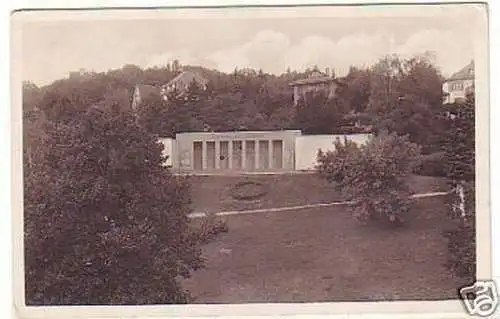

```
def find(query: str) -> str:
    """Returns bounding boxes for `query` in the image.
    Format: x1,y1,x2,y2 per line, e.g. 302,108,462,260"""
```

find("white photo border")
9,1,493,318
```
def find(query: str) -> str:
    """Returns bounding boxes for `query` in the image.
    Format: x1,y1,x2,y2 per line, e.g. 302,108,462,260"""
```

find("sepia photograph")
11,2,494,318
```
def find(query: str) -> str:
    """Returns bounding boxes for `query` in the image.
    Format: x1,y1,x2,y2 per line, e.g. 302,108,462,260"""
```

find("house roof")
288,72,341,87
446,60,474,81
165,70,208,88
289,77,340,86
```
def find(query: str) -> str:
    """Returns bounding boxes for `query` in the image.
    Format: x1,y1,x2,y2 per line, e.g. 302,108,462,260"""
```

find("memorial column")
255,140,260,170
268,140,273,169
228,141,233,169
215,140,221,170
202,141,207,170
241,140,247,170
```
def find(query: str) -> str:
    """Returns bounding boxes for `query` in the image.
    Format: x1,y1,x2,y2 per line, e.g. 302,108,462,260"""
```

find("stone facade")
159,130,372,174
165,130,301,173
294,134,372,170
443,79,474,104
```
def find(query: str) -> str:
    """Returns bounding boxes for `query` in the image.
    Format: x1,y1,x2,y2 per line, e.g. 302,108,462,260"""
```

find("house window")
450,81,464,92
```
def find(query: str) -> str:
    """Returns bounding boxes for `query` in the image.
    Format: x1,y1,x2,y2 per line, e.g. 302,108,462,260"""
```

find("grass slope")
188,174,450,214
183,174,462,303
184,197,463,303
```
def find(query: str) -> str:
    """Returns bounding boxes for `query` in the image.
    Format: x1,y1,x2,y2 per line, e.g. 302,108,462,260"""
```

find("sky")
17,5,484,86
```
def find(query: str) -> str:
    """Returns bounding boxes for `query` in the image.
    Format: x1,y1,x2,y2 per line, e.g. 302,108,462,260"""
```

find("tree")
338,68,372,113
23,81,42,112
203,92,249,131
379,97,440,152
172,60,181,73
24,105,208,305
137,80,208,137
142,67,176,87
397,55,444,107
32,63,304,136
294,91,348,134
255,80,292,121
365,54,446,153
23,107,49,170
365,55,404,118
170,80,208,133
37,71,118,123
443,181,475,279
99,87,133,111
137,92,173,136
443,93,475,182
23,81,47,168
316,131,421,225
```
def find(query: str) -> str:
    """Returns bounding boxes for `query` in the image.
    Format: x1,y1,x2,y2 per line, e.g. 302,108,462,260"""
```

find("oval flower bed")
229,180,269,201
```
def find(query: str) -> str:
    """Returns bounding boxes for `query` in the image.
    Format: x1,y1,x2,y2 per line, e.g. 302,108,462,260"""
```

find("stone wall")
294,133,372,171
172,130,301,173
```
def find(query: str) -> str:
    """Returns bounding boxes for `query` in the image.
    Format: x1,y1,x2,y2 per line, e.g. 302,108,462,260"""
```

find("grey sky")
18,5,483,86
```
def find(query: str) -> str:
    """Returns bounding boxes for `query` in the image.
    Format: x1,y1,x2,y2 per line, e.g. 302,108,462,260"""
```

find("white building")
158,130,372,173
442,61,474,104
289,72,342,106
131,70,208,110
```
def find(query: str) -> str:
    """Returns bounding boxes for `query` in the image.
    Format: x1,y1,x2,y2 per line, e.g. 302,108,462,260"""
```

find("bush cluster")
441,94,476,279
229,180,269,201
316,131,421,225
442,181,476,279
415,151,447,177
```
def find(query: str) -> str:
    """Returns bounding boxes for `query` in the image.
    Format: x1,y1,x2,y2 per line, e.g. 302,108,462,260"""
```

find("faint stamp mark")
459,280,499,317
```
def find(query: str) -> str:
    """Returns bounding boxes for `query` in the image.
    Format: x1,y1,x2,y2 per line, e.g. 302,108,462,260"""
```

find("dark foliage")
443,94,475,182
293,91,350,135
316,131,421,225
229,181,270,201
441,92,476,280
22,52,471,304
415,151,447,177
442,181,476,279
366,55,447,152
24,105,214,305
29,55,448,147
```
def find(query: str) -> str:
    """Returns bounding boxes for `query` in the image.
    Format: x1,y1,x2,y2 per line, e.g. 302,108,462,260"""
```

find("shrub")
415,151,447,177
317,131,421,225
229,180,269,201
316,137,360,185
195,213,229,245
442,181,476,279
441,93,476,279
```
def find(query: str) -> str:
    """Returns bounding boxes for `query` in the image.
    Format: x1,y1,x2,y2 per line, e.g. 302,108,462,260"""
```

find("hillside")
23,55,448,154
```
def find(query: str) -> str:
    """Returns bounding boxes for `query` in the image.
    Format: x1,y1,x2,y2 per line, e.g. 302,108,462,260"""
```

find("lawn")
183,196,464,303
188,173,450,214
182,173,463,303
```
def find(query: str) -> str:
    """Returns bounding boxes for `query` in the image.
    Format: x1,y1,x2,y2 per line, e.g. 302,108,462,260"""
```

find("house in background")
131,70,208,110
442,60,474,104
161,70,208,97
289,71,342,106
